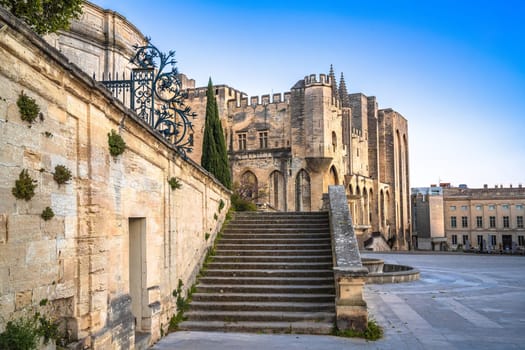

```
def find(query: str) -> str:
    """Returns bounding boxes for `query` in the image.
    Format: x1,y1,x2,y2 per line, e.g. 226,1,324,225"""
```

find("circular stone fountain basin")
362,258,420,284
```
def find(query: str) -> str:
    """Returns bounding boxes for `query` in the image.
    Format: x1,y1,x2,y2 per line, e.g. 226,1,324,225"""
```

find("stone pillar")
334,268,368,331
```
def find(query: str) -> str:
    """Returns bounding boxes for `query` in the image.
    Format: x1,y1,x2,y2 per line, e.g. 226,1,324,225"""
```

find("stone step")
183,310,335,323
177,320,334,335
195,284,335,294
188,301,335,313
206,262,332,270
218,238,330,245
202,269,334,278
212,255,332,263
181,211,335,335
228,221,328,226
134,332,150,350
215,249,333,256
233,212,328,217
215,243,331,251
191,292,335,303
198,276,334,286
223,228,328,234
221,233,330,240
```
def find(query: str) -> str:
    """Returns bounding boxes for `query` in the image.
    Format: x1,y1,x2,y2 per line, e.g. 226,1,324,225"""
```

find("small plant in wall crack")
332,319,383,341
12,169,37,201
17,91,41,124
0,299,61,349
168,279,194,332
108,129,126,156
53,165,72,185
168,177,182,190
41,207,55,221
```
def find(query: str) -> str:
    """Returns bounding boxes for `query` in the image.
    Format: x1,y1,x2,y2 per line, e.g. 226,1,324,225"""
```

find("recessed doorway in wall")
129,218,146,331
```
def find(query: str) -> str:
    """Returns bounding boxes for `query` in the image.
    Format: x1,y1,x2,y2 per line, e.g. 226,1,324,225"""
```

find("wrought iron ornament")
100,38,196,157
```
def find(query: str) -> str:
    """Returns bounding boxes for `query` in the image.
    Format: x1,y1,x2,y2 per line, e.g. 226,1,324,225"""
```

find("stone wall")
0,7,230,348
45,1,146,79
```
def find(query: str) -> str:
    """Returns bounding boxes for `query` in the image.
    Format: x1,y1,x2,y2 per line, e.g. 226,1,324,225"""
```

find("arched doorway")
269,170,285,211
329,166,339,186
380,190,385,228
295,170,311,212
356,186,362,224
241,171,258,201
363,187,369,225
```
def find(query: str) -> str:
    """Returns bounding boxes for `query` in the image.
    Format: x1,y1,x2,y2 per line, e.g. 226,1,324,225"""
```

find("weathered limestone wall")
0,8,229,348
378,108,410,249
45,1,146,79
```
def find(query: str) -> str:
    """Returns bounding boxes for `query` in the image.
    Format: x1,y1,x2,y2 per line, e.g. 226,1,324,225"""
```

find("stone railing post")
328,185,369,331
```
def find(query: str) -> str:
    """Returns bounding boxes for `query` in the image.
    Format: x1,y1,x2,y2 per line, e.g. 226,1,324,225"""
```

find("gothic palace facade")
52,1,411,250
183,69,411,250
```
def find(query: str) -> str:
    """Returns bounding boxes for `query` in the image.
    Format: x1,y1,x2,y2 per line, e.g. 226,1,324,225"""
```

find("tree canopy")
0,0,83,35
201,78,232,189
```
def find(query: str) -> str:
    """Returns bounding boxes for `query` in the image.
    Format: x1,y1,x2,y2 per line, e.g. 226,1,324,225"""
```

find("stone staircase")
179,211,335,334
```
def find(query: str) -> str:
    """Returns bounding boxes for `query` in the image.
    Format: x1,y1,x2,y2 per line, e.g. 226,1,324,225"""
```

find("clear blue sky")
92,0,525,188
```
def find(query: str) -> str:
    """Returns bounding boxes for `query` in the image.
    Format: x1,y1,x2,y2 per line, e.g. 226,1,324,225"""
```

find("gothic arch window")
348,184,354,195
385,190,391,235
355,186,362,224
332,131,337,152
295,169,311,212
329,166,339,186
241,171,258,200
403,134,409,192
396,130,405,240
369,188,374,224
380,189,385,227
269,170,285,211
363,187,369,225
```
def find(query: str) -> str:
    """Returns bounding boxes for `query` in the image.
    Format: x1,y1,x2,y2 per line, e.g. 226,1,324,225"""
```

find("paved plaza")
151,253,525,349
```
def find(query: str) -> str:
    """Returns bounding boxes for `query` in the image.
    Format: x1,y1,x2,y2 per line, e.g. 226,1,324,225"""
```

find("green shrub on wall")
0,315,41,350
41,207,54,221
17,92,40,124
0,309,60,350
231,193,256,211
53,165,72,184
168,177,182,190
12,169,37,201
108,129,126,156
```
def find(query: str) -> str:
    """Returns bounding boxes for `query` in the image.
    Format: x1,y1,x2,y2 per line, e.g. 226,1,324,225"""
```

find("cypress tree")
201,78,232,189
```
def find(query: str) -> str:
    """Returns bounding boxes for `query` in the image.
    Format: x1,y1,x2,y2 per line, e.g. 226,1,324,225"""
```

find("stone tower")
181,67,411,250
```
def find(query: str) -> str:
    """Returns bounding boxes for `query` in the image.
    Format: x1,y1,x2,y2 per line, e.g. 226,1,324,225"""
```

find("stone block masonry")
0,7,230,348
327,186,369,332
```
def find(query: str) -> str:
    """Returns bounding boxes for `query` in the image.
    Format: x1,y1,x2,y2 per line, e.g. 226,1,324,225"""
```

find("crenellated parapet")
294,73,341,108
351,127,363,137
227,92,292,110
304,73,333,87
184,84,246,102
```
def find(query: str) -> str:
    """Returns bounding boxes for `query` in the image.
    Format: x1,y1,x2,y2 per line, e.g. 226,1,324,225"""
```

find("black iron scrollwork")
100,38,195,157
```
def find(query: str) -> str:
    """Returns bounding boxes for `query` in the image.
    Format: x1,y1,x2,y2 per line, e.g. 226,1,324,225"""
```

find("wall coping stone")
328,185,368,276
